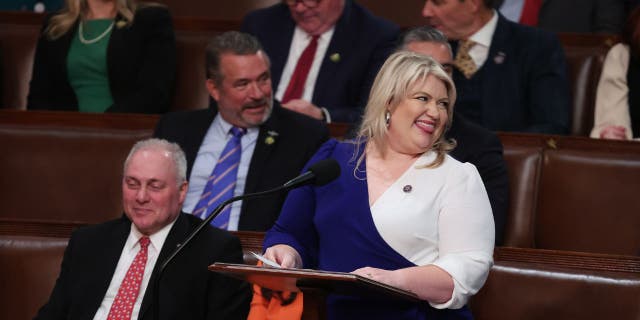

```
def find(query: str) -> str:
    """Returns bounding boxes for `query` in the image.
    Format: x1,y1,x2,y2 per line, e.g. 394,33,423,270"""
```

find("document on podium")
209,261,420,302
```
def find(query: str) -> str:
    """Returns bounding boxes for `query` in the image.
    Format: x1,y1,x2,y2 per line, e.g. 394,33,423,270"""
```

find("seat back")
0,121,152,223
171,30,216,111
536,147,640,255
499,134,543,247
0,235,68,320
558,33,618,136
470,247,640,320
0,22,40,109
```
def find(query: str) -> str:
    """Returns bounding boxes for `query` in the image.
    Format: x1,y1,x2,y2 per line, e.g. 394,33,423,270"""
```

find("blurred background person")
591,6,640,140
241,0,399,124
0,0,63,12
263,51,494,319
496,0,624,34
422,0,570,134
27,0,176,113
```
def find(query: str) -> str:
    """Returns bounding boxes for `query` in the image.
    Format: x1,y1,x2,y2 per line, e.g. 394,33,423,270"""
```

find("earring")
385,110,391,127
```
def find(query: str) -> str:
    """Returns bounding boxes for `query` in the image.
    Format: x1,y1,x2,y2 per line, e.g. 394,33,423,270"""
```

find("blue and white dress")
264,139,494,320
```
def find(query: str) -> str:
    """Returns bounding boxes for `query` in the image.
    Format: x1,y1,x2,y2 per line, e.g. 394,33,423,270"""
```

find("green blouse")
67,19,114,113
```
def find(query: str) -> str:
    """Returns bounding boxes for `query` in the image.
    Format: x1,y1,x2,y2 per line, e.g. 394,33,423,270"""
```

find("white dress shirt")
182,115,259,230
370,152,495,309
92,220,175,320
466,10,499,70
275,26,335,103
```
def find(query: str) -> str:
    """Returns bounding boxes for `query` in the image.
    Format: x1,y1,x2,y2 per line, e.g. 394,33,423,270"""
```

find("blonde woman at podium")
262,51,495,320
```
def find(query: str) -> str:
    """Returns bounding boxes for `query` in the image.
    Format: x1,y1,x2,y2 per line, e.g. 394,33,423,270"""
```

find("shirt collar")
129,217,177,253
214,114,259,137
469,9,498,49
293,25,335,44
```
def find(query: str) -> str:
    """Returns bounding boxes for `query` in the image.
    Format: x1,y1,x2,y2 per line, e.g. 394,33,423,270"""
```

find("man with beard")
154,31,328,232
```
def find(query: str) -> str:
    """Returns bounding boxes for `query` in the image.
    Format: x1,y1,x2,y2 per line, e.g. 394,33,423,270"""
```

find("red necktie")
519,0,542,26
107,237,151,320
281,35,319,104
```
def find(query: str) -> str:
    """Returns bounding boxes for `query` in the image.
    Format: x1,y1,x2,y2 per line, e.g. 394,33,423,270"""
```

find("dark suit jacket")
453,13,570,134
448,113,508,245
241,0,399,124
35,214,251,320
537,0,625,34
27,6,176,114
153,103,329,231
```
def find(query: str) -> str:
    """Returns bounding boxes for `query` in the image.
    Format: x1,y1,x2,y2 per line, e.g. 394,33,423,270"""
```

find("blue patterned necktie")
192,126,246,229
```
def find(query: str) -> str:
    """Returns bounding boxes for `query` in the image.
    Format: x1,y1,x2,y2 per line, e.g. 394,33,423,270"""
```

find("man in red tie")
35,138,251,320
241,0,399,124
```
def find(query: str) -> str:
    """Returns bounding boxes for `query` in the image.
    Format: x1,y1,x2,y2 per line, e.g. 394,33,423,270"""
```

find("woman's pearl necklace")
78,20,114,44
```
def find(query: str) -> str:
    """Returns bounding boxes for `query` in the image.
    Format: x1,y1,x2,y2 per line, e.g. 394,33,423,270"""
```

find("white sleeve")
430,163,495,309
591,43,632,139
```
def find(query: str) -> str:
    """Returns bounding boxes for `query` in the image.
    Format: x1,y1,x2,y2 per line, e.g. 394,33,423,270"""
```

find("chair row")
0,11,619,135
1,110,639,319
2,224,639,320
500,133,640,256
2,109,639,256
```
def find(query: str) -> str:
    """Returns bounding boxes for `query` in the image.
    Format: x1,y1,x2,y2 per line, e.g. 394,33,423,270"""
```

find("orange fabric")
247,262,303,320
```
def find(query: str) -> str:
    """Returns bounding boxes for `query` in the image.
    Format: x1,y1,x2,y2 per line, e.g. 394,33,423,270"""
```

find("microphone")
283,158,341,190
153,158,340,320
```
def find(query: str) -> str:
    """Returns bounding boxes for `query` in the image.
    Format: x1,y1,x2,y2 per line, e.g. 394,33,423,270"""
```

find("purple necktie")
192,127,245,229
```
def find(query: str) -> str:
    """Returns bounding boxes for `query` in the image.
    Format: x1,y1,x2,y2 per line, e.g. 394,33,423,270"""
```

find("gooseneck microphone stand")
151,185,287,320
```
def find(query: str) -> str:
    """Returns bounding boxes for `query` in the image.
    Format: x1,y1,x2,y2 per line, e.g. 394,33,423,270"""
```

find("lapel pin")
493,51,506,64
265,130,279,145
329,53,341,63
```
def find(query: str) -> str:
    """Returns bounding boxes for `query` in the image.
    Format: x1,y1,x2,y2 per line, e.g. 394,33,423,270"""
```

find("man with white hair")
36,138,250,320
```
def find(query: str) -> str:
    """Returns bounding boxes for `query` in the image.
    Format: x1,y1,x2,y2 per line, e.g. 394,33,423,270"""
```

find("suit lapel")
313,0,353,104
138,214,189,319
481,14,512,124
81,217,131,319
243,104,282,196
269,12,296,90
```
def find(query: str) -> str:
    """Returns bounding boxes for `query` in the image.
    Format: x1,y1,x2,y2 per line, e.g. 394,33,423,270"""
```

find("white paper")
250,252,281,268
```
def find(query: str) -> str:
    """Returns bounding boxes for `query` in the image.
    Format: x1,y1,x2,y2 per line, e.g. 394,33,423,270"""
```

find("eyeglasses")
284,0,320,8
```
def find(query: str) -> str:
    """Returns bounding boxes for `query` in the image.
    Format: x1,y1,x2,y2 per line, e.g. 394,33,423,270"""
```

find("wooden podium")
209,263,419,320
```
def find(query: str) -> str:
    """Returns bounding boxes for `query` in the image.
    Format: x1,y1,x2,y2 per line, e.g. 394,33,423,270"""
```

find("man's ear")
178,181,188,205
205,79,220,101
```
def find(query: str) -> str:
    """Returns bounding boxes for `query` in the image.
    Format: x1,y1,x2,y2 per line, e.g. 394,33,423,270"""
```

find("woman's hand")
353,265,454,304
600,125,627,140
263,244,303,268
352,266,403,288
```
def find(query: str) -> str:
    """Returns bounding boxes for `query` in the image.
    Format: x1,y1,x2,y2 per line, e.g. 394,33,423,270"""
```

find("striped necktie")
192,126,245,229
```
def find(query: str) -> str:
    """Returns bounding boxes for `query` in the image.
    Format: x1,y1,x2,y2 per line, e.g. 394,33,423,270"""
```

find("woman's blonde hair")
45,0,138,40
355,50,457,168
